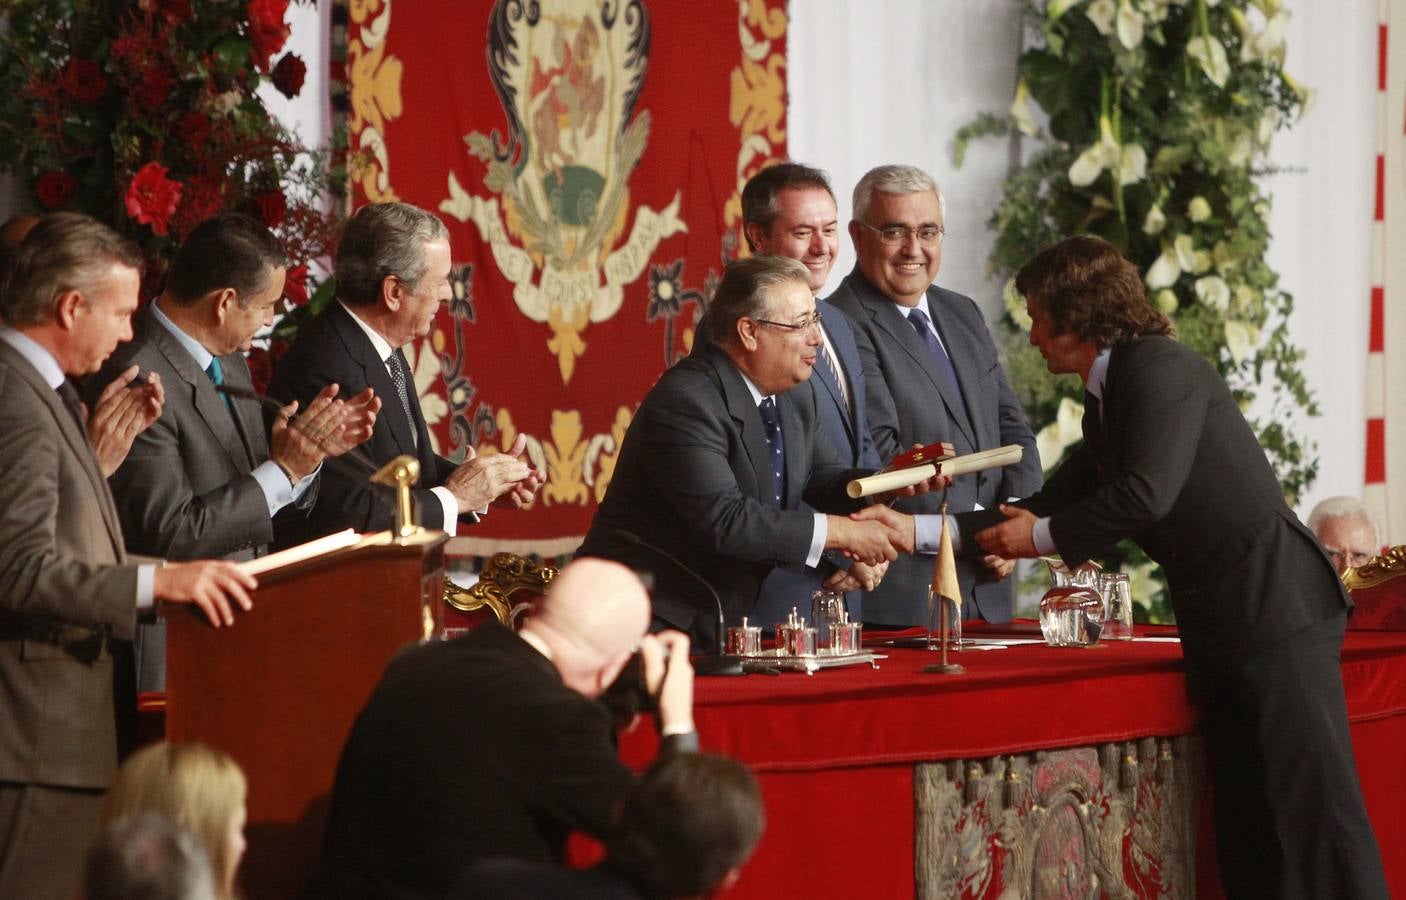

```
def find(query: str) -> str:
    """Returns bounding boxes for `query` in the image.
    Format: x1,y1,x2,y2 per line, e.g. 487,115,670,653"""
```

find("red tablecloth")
606,626,1406,899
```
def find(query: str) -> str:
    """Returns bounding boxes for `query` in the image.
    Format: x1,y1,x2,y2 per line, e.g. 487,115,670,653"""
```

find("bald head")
525,558,651,695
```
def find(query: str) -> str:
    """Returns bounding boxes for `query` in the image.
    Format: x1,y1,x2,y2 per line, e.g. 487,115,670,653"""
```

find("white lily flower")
1156,289,1179,314
1195,275,1231,311
1172,234,1198,271
1118,143,1147,185
1011,80,1037,137
1143,204,1166,235
1087,0,1117,35
1146,248,1181,289
1116,0,1145,49
1188,196,1211,222
1224,320,1261,365
1036,396,1088,471
1187,35,1230,88
1242,11,1289,64
1003,278,1033,332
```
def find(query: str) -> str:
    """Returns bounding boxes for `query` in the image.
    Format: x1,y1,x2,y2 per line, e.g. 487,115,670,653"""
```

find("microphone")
612,529,746,677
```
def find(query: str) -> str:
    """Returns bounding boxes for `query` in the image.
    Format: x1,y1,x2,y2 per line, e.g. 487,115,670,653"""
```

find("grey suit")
577,344,867,648
0,337,139,900
828,269,1040,624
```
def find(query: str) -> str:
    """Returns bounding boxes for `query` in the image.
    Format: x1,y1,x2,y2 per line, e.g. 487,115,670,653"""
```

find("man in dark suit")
957,235,1387,899
579,256,914,648
307,558,698,900
733,163,886,626
0,213,256,900
454,752,764,900
93,214,379,690
268,202,541,544
828,164,1040,626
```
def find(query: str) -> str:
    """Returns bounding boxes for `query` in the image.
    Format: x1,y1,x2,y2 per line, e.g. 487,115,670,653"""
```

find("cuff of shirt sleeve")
430,485,460,529
914,514,963,555
1033,517,1057,556
252,460,296,516
136,563,156,611
806,513,827,568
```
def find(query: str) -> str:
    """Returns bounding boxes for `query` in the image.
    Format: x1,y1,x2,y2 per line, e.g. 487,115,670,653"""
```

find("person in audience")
92,213,379,690
946,234,1387,899
0,213,255,900
453,752,765,900
103,741,248,900
827,164,1040,628
267,201,542,545
733,162,886,624
1308,495,1383,573
577,255,922,650
84,811,218,900
306,557,698,899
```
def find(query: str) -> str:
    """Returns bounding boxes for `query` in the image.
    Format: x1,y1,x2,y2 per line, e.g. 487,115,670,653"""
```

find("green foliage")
961,0,1316,622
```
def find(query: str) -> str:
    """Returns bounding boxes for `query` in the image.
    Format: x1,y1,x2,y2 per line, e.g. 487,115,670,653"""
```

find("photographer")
305,558,696,900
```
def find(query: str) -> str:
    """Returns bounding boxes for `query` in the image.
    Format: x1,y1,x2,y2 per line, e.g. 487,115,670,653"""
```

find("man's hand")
88,365,164,476
639,631,694,734
973,504,1039,559
977,554,1016,582
824,558,889,592
318,387,380,457
849,504,916,554
488,434,544,509
153,560,257,628
270,384,348,481
826,515,901,564
444,440,533,511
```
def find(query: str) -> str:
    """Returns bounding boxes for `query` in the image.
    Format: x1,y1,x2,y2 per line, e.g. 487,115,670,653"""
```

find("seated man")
1308,496,1382,574
306,558,697,899
453,752,764,900
268,202,540,544
578,256,913,649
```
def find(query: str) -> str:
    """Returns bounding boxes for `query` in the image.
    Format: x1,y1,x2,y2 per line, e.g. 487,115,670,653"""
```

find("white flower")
1195,275,1231,311
1086,0,1117,35
1187,35,1230,88
1213,240,1237,272
1224,320,1261,365
1283,71,1317,115
1116,0,1145,49
1146,247,1181,289
1003,278,1033,332
1117,143,1147,185
1068,115,1123,187
1241,11,1289,64
1172,234,1198,271
1036,396,1088,471
1191,249,1213,274
1143,204,1166,235
1187,196,1211,222
1257,107,1281,146
1156,289,1179,314
1011,80,1037,137
1233,285,1258,312
1227,131,1253,167
211,90,243,115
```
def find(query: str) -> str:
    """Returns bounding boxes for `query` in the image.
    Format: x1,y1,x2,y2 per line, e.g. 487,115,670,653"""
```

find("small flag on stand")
925,501,965,675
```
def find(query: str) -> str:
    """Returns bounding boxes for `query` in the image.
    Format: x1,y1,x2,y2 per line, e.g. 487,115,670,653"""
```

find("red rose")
35,171,76,208
246,0,291,72
172,175,225,239
282,263,308,306
254,190,287,227
130,66,174,113
270,53,307,99
60,58,108,104
178,111,212,151
124,162,183,236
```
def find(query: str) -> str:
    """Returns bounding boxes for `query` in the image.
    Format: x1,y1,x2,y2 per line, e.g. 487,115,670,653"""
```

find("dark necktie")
907,308,963,401
758,397,785,507
205,357,233,411
386,351,419,448
57,380,86,431
815,340,849,413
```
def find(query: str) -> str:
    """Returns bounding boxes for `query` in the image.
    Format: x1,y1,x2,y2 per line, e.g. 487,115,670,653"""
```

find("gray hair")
334,202,449,307
1308,496,1381,546
0,213,142,327
851,164,946,223
84,812,218,900
707,255,811,348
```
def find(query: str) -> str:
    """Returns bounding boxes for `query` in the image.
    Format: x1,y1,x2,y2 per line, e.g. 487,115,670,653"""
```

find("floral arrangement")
955,0,1313,620
0,0,346,380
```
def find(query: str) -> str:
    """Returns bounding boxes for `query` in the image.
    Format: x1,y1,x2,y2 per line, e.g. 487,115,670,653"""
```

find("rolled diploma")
846,444,1025,499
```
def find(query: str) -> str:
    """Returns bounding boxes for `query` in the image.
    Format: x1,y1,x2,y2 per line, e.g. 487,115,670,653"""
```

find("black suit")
962,337,1386,898
268,302,457,544
828,270,1040,624
452,860,643,900
307,623,694,900
577,344,868,648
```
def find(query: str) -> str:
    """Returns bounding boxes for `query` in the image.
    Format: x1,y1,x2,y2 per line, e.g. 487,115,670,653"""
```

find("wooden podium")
164,531,449,898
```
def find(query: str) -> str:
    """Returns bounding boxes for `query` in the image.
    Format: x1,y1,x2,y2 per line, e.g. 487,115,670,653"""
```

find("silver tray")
739,648,886,675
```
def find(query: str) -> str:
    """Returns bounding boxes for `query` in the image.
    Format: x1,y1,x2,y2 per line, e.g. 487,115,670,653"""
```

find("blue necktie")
758,397,785,507
906,308,962,400
205,357,232,411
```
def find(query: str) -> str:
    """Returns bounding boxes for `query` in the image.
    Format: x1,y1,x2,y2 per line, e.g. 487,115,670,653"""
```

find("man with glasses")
268,202,543,543
829,164,1040,627
1308,496,1383,574
579,256,915,649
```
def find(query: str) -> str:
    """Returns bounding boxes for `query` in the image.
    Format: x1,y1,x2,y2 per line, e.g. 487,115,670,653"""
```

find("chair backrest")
444,552,559,632
1343,546,1406,630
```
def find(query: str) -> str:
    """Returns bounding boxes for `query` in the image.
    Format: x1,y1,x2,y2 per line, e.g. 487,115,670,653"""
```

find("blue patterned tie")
906,308,962,399
758,397,785,507
205,357,232,411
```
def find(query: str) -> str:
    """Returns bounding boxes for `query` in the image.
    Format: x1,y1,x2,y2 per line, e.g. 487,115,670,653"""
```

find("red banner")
345,0,787,554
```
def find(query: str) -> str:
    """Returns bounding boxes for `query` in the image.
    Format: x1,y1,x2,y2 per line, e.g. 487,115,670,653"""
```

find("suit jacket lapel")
923,288,978,445
709,347,772,502
777,385,811,509
218,352,265,469
146,316,249,474
328,304,420,457
811,323,857,451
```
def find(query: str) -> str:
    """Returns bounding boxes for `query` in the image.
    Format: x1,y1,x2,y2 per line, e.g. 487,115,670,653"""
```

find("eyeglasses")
1324,547,1374,570
855,221,945,246
753,311,824,333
